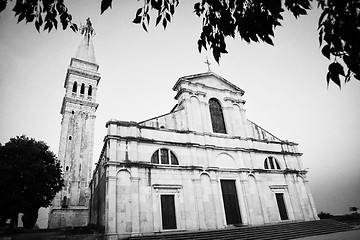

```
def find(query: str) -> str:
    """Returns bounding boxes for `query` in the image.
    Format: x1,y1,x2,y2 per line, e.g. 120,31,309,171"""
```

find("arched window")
209,98,226,134
80,83,85,95
264,156,281,170
72,82,77,93
151,148,179,165
88,85,92,96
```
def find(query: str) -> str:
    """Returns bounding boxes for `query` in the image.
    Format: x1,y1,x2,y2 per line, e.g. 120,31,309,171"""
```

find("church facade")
89,71,318,238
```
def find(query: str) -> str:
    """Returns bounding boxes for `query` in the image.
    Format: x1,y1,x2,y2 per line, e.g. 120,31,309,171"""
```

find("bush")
318,211,334,219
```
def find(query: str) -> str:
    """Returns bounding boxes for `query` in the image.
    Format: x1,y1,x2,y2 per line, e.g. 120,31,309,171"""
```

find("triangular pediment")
173,72,244,95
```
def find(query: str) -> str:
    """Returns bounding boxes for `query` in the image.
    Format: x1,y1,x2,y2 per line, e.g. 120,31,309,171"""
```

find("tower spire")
75,18,96,64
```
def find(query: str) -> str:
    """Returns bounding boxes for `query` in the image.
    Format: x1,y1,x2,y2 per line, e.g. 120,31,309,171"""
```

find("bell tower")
48,18,101,228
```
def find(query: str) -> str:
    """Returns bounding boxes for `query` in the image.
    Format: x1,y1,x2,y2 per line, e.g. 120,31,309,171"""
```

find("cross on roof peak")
204,57,211,72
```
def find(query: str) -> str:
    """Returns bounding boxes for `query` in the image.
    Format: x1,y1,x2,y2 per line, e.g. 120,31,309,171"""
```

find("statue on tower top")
80,18,95,43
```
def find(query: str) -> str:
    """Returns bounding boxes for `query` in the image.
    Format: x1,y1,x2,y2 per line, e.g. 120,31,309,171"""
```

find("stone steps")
0,219,354,239
128,219,354,240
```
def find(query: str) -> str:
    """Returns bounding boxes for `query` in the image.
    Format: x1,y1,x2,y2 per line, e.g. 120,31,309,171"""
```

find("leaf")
318,8,328,27
263,35,274,46
326,71,331,86
151,0,161,11
142,21,148,32
53,18,58,29
321,44,330,59
155,15,162,26
213,47,221,63
25,12,35,23
345,69,351,83
135,7,142,17
197,39,203,53
146,13,150,24
101,0,112,14
70,23,78,32
35,20,41,32
336,62,345,77
170,4,175,15
44,20,53,32
328,62,342,88
331,73,341,88
162,18,167,29
133,16,142,24
329,62,345,77
17,12,26,23
318,28,323,46
60,13,68,30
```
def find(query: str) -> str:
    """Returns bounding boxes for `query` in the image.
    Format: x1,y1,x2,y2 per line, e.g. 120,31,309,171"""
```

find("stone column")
303,177,319,220
193,178,206,229
285,174,304,220
106,174,117,234
131,177,140,234
239,178,250,225
255,178,269,223
222,101,234,136
294,176,308,220
210,178,223,228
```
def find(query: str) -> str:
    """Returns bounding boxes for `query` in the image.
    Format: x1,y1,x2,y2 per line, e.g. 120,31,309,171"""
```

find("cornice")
224,96,246,105
70,57,99,69
172,71,245,96
60,96,99,114
104,134,302,156
100,160,307,175
104,120,299,147
67,67,101,81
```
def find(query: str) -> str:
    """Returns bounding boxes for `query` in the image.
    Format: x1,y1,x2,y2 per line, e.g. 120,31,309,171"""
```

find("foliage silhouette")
349,207,359,214
317,211,334,219
0,0,359,87
0,135,63,228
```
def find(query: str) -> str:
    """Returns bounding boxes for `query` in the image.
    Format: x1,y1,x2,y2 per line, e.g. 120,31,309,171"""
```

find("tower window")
72,82,77,93
264,156,281,170
209,98,227,134
80,83,85,95
88,85,92,96
151,149,179,165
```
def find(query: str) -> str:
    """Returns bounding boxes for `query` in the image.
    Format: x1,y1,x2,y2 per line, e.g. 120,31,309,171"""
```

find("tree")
317,211,333,219
349,207,359,214
0,135,63,229
0,0,359,88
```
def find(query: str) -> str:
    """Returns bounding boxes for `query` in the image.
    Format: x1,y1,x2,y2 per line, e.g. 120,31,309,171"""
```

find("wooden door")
161,195,177,229
221,180,242,225
275,193,289,220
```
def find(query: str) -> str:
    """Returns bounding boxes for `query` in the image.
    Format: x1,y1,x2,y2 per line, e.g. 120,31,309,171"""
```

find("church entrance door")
220,180,242,225
161,195,177,229
275,193,289,220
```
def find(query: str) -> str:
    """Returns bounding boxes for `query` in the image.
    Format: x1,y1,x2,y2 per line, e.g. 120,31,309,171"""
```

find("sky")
1,0,359,227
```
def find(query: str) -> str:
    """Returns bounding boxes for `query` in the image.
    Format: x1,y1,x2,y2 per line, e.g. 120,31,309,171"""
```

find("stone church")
49,21,318,238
